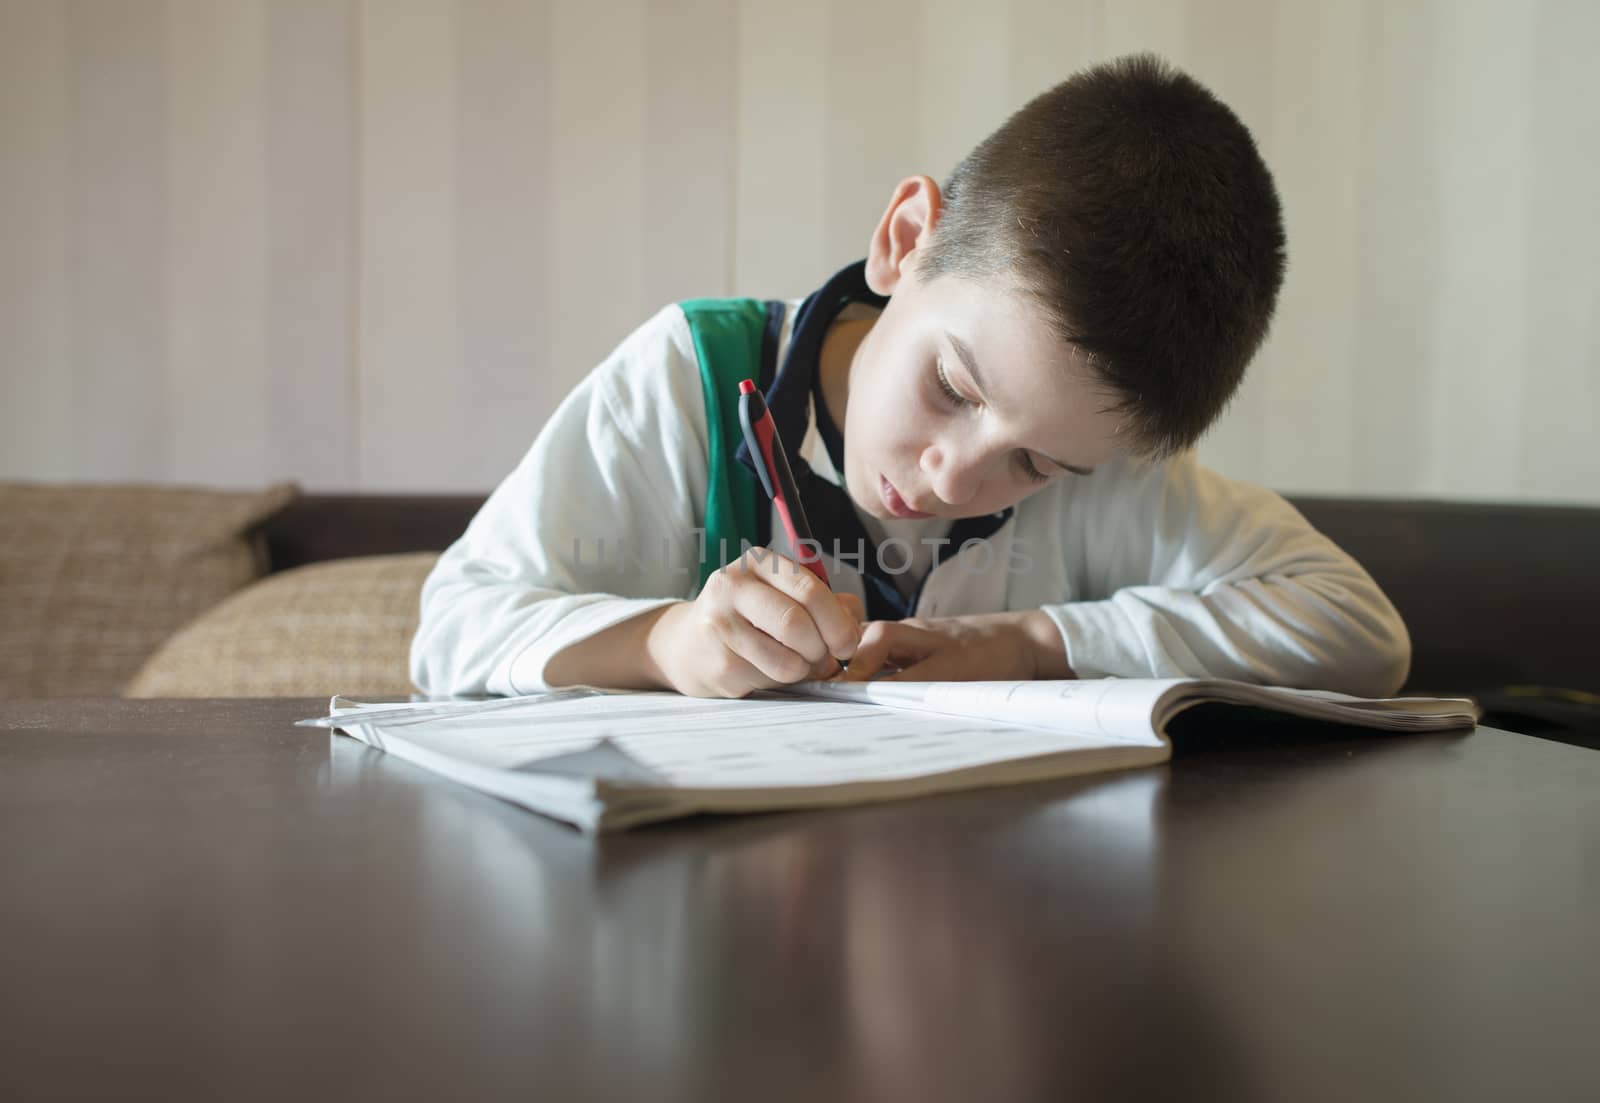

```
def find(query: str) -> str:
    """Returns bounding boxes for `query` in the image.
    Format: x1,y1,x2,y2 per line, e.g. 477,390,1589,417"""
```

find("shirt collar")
734,259,886,480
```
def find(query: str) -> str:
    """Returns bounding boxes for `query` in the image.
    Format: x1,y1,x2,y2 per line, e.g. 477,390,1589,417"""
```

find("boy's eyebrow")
945,330,1097,476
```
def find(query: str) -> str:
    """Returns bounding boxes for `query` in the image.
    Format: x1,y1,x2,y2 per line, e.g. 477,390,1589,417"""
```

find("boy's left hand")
841,609,1075,683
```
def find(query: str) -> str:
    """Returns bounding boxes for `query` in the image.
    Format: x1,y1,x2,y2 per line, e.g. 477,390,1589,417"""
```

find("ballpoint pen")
738,378,857,675
737,378,830,586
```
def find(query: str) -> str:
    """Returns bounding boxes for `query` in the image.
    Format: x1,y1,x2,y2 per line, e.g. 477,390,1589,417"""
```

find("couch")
3,482,1596,744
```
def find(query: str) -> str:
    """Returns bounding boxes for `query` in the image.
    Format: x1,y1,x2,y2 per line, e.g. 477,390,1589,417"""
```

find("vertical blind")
2,0,1595,503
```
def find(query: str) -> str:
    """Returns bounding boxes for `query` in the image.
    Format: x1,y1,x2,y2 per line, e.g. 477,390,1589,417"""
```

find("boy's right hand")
647,546,865,698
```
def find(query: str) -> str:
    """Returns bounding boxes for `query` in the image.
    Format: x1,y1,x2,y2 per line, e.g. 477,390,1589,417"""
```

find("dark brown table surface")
2,699,1595,1103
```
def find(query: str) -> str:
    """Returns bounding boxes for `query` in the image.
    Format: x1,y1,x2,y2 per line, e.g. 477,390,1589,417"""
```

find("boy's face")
830,249,1127,523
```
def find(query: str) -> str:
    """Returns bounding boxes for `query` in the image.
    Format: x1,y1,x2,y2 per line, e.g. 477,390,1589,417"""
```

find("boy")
410,54,1410,700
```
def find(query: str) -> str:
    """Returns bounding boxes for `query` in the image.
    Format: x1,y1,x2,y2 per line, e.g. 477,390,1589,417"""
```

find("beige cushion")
0,481,298,698
126,552,438,698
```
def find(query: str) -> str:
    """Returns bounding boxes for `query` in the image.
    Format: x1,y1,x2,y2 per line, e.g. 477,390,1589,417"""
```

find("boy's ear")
865,175,943,296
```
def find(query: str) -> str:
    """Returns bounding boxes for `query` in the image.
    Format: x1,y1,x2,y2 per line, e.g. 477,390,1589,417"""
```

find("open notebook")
299,679,1479,834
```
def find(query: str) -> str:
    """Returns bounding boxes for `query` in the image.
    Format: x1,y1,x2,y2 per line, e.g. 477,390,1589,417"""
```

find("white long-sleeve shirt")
411,294,1410,700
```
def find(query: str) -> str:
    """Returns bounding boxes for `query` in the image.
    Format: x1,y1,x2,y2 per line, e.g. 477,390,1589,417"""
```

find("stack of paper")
300,678,1479,833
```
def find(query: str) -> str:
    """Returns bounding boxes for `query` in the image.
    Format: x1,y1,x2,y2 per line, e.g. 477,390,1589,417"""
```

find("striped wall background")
2,0,1596,502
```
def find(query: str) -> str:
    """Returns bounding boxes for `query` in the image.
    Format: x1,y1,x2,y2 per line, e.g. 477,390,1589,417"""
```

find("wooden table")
2,699,1595,1102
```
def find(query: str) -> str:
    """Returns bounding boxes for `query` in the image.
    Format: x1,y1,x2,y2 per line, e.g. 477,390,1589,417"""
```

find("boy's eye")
935,360,1051,484
1015,453,1051,484
934,360,972,408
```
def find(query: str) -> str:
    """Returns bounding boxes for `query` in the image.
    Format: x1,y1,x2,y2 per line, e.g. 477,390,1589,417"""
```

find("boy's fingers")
711,605,815,685
833,593,867,664
811,655,844,680
671,634,769,698
847,622,892,678
880,651,963,682
731,548,862,663
836,592,866,623
704,646,769,698
845,622,936,681
731,582,830,667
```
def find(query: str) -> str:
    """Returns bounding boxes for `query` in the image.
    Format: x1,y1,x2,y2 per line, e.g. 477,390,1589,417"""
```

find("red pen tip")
738,379,756,395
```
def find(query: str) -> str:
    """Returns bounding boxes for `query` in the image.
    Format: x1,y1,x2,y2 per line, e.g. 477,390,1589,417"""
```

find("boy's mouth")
880,476,934,520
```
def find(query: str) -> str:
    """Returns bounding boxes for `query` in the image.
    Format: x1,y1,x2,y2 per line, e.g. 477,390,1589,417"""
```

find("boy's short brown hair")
918,53,1287,459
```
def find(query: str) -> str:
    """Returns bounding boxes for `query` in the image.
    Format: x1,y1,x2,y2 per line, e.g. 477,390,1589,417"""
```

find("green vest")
678,298,772,589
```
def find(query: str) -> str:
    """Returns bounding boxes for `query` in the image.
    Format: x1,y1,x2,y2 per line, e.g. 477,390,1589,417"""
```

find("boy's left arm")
849,453,1412,696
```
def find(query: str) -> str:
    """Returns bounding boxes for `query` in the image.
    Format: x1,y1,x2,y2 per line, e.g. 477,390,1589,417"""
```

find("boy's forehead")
911,269,1123,462
916,272,1080,378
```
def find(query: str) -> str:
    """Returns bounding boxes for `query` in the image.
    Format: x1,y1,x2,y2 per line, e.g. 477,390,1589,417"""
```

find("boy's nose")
922,445,983,508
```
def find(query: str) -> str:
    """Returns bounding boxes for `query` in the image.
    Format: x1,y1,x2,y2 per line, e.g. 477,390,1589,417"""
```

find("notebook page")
326,692,1136,791
1144,682,1481,732
793,678,1177,747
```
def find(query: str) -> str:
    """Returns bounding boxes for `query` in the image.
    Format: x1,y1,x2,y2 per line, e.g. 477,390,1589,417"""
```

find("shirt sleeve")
409,305,711,698
1041,453,1412,698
